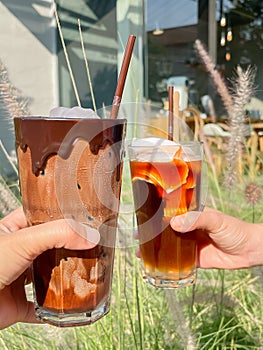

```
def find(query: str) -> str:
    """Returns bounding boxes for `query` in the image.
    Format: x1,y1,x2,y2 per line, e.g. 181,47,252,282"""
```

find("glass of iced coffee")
14,114,126,326
128,137,202,288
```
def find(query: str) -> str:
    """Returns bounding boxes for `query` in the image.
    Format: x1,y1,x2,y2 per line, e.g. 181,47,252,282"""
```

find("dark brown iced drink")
14,116,126,327
128,139,202,288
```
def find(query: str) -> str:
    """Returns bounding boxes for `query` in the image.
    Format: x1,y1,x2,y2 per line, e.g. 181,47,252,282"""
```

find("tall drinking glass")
14,116,126,326
128,139,202,288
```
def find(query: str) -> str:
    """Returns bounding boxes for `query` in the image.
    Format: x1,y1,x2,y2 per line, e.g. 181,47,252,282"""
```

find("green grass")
2,252,263,349
2,155,263,349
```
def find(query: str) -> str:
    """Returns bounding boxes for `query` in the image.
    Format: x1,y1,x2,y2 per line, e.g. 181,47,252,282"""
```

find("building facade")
0,0,263,176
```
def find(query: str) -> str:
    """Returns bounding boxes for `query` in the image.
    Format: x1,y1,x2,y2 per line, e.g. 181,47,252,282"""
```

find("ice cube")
130,137,181,162
49,106,100,119
181,146,201,162
130,137,176,147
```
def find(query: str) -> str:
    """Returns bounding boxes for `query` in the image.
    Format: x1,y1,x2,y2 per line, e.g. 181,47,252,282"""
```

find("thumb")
170,207,250,255
170,207,236,237
0,219,100,289
170,209,206,233
170,207,242,237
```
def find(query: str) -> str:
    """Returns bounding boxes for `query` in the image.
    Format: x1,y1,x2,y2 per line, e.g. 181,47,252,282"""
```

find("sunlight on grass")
1,131,263,349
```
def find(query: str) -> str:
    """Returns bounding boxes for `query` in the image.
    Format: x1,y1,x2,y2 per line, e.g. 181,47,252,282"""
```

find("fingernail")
82,224,100,245
181,211,201,232
66,218,101,245
171,212,201,233
170,215,185,232
0,223,11,234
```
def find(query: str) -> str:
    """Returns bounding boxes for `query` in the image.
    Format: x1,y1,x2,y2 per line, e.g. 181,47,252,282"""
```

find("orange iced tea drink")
129,139,202,288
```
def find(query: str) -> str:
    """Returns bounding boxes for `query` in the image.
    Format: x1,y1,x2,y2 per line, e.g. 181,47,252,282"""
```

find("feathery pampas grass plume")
224,66,256,188
0,175,20,216
0,60,26,215
194,40,256,189
0,59,30,121
245,181,261,222
245,182,262,206
194,40,233,113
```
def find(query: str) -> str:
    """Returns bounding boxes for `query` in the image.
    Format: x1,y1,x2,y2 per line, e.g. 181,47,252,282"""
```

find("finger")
170,207,236,235
0,219,100,288
135,247,141,258
19,301,41,325
0,207,27,233
170,210,204,233
0,279,41,329
133,230,139,240
197,242,250,269
19,219,101,252
171,207,251,255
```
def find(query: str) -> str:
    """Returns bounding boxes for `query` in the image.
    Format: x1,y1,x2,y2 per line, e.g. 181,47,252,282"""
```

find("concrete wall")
0,0,58,174
0,1,58,117
0,0,145,171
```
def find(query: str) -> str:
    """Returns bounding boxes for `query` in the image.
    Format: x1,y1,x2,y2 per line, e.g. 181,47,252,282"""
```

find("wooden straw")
110,35,136,119
173,91,180,117
173,91,180,142
168,86,174,140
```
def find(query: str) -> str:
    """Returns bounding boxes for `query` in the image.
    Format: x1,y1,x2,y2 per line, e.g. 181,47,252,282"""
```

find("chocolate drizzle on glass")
14,117,126,177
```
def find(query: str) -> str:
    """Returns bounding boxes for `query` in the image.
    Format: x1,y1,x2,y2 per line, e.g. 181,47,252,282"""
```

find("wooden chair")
181,106,205,141
181,106,223,176
203,123,230,150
